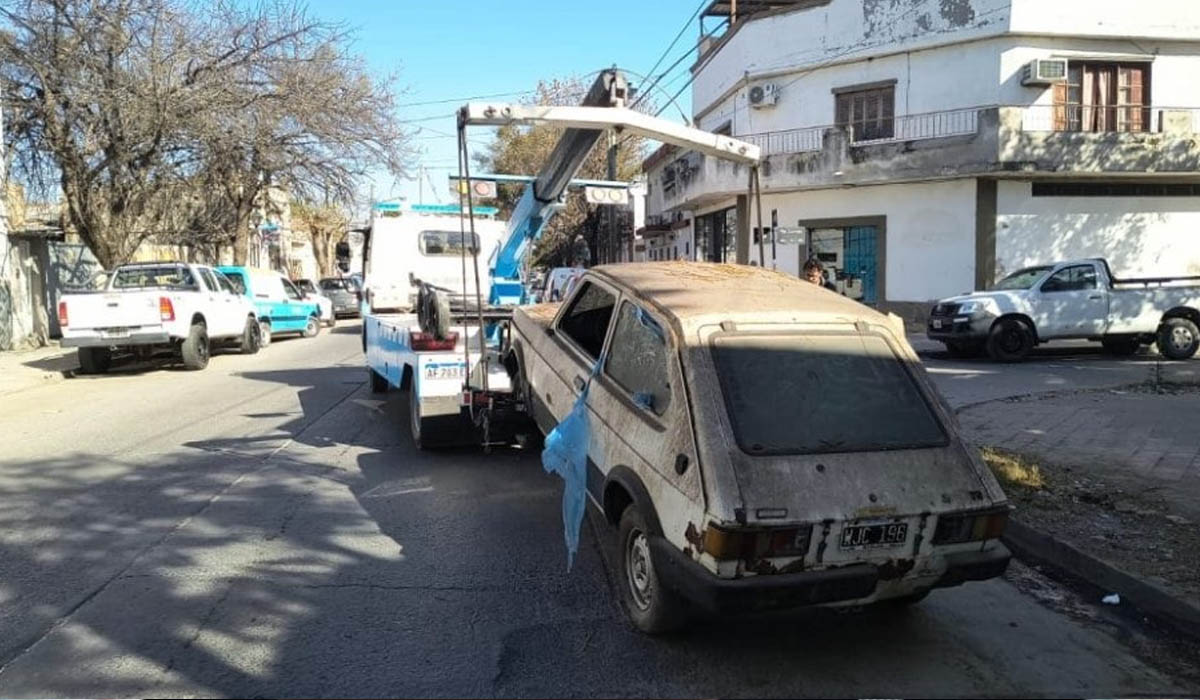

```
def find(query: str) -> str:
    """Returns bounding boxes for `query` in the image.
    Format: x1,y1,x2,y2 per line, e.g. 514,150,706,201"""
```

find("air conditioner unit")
1022,58,1069,86
748,82,781,108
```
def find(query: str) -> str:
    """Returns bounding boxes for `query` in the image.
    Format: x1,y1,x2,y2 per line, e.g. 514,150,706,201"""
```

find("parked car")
217,266,322,346
928,258,1200,361
58,261,260,372
319,277,362,318
536,266,585,303
293,278,336,328
507,262,1011,633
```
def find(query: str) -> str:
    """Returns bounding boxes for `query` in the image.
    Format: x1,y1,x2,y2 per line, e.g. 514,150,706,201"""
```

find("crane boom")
456,68,761,306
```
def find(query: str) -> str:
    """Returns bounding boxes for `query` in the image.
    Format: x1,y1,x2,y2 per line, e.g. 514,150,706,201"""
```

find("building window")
1054,62,1149,133
835,85,895,142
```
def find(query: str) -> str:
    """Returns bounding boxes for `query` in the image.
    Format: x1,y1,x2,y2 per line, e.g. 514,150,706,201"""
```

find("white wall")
1009,0,1200,40
996,181,1200,280
751,179,977,301
695,0,1013,118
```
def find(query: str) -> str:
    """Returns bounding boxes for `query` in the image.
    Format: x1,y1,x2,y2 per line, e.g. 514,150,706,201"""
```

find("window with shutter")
1053,62,1149,133
835,85,895,142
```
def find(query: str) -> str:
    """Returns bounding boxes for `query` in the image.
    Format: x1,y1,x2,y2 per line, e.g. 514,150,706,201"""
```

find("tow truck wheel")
369,367,388,394
408,384,457,450
618,506,686,635
986,318,1034,363
1158,317,1200,360
180,322,210,370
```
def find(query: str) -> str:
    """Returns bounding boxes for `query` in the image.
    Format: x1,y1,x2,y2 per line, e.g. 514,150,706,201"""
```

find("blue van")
217,266,321,346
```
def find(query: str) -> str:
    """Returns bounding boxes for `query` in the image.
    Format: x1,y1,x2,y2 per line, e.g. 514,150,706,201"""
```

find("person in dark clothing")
569,234,592,269
803,257,837,291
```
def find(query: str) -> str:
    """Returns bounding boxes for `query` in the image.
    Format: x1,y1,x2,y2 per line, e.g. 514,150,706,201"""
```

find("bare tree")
291,200,347,278
1,0,412,269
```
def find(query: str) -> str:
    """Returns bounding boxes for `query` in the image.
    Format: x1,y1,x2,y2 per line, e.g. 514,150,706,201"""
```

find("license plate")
931,319,944,329
100,328,130,338
424,364,465,380
840,522,908,550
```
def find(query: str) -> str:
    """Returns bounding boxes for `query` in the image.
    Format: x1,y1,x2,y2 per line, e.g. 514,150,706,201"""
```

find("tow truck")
362,68,762,449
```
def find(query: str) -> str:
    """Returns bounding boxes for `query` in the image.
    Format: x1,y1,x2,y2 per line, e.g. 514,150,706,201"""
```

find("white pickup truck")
58,262,261,373
927,258,1200,362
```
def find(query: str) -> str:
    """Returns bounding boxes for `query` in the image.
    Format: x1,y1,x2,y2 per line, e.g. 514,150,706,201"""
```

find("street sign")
775,226,806,245
452,179,497,199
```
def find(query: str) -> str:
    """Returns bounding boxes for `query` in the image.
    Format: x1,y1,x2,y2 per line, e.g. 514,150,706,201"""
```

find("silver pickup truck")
928,258,1200,362
507,262,1011,633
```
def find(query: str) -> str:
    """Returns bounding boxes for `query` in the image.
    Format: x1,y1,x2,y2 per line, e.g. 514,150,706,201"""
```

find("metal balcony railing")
1020,105,1200,134
738,107,983,156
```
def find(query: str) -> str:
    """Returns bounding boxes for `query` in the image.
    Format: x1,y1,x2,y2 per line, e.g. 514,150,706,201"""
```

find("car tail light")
703,523,813,561
932,508,1009,545
410,331,458,352
57,301,68,328
159,296,175,322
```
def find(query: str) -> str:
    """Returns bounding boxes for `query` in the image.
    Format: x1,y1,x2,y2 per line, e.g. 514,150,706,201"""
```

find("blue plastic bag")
540,363,599,571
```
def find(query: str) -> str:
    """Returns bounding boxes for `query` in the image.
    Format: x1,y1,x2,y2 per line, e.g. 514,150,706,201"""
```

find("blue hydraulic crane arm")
460,70,631,305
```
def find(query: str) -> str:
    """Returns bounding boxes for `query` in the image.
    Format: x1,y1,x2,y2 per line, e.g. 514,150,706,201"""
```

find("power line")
631,0,709,110
395,89,533,108
397,113,455,124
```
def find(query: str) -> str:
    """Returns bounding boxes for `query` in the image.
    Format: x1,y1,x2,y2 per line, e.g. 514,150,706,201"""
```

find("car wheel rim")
626,529,653,611
1172,326,1194,350
198,334,208,361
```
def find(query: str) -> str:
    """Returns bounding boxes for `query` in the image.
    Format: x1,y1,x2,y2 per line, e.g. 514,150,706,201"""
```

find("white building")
644,0,1200,320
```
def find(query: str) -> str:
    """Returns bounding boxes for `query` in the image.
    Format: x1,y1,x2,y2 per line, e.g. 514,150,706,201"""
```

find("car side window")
1043,265,1098,293
224,272,247,295
605,302,672,417
282,278,303,301
198,268,219,292
213,272,236,295
557,281,616,360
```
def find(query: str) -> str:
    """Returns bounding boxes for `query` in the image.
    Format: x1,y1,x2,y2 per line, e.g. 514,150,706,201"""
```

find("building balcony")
653,105,1200,212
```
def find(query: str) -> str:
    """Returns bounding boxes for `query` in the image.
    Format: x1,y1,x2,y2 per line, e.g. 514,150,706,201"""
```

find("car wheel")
1157,317,1200,360
1101,337,1142,357
617,506,687,635
303,315,320,338
240,317,261,355
78,347,112,374
326,315,337,329
945,340,985,359
180,322,210,370
369,366,389,393
259,320,273,348
986,318,1034,362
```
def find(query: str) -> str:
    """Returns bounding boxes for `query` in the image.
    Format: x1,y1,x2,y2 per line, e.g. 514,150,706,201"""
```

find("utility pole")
606,132,618,263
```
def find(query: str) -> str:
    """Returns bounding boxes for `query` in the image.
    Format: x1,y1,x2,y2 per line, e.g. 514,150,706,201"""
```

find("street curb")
1003,518,1200,639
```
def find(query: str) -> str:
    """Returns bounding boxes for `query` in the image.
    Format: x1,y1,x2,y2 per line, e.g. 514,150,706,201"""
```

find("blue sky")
305,0,707,204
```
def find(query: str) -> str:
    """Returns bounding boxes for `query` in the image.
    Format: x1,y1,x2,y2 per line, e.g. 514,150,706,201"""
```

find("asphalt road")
0,324,1192,697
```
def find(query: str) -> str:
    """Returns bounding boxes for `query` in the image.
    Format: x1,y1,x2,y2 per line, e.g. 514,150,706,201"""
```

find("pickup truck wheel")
78,347,112,375
945,340,985,359
1101,337,1142,357
369,367,389,394
303,315,320,338
987,318,1034,362
180,322,210,370
240,317,261,355
1158,317,1200,360
618,507,687,635
259,320,273,348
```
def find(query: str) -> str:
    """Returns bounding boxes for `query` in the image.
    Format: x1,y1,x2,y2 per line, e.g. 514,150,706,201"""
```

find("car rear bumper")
650,538,1010,614
61,331,171,348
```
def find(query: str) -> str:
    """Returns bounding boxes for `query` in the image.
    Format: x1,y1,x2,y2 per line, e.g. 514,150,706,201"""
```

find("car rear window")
711,332,947,455
320,279,350,291
112,266,198,290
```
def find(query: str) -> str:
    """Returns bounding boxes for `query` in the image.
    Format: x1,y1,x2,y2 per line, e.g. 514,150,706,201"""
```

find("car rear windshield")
992,266,1053,290
112,266,198,290
320,278,351,291
711,332,948,455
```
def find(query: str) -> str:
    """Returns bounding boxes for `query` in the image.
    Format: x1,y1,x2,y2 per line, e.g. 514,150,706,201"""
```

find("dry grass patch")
981,446,1046,490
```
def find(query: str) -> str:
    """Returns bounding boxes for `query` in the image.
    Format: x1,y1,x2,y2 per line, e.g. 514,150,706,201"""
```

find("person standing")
803,258,837,291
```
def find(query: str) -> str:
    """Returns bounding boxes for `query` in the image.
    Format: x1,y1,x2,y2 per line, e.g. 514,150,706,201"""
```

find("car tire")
180,322,210,370
945,340,985,359
303,315,320,338
259,320,273,348
78,347,112,374
512,354,543,449
1157,317,1200,360
326,315,337,329
986,318,1034,363
240,317,261,355
617,506,687,635
1101,337,1142,357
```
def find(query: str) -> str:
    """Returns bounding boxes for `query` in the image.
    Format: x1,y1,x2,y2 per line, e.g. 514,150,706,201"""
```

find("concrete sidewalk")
0,344,78,397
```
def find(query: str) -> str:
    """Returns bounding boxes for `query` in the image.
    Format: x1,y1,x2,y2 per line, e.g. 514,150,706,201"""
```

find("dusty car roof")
589,262,892,327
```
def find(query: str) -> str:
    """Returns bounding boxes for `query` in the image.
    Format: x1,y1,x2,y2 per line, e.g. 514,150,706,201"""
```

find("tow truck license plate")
424,363,465,380
840,522,908,549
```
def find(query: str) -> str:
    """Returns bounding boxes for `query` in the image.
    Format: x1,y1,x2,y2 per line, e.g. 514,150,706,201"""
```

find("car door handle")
1088,295,1103,300
573,375,586,392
